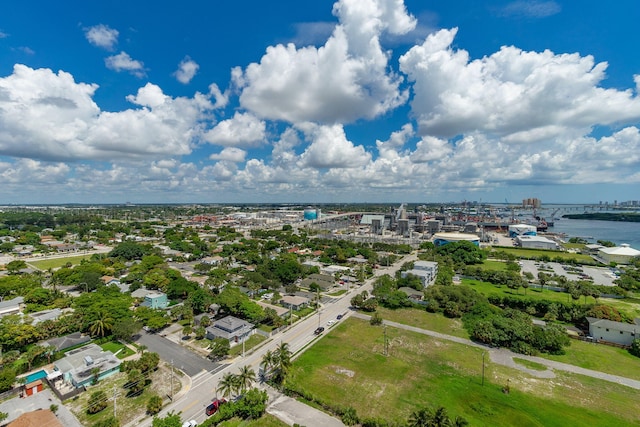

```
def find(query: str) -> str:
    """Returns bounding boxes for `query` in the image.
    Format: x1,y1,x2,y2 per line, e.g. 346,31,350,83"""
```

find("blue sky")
1,0,640,205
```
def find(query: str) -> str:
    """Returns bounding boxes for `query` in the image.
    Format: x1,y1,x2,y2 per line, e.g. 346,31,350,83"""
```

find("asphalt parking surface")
520,260,617,286
134,331,220,377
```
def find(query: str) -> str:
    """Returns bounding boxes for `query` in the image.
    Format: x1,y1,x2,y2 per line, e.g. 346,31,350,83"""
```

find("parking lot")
520,260,618,287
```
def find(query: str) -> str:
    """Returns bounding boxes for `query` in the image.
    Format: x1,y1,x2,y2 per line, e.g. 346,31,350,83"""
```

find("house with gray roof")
0,296,24,317
587,317,640,346
42,331,91,352
27,308,62,325
53,343,121,388
205,315,253,344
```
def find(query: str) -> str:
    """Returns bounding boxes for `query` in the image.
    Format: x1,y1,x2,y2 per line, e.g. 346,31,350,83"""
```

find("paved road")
126,253,418,427
134,330,221,377
356,314,640,390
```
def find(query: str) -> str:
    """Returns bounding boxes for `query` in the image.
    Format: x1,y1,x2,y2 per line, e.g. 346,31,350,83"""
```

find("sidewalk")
264,385,345,427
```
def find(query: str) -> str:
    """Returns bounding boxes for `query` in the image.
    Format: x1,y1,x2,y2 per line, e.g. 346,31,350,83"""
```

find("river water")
549,218,640,250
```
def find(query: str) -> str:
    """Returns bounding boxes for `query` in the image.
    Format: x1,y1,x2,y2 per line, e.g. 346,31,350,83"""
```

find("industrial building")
597,244,640,265
432,232,480,247
514,235,558,250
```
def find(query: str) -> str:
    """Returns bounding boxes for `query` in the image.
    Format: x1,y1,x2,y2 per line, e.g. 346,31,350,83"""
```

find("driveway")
0,389,82,427
134,330,221,377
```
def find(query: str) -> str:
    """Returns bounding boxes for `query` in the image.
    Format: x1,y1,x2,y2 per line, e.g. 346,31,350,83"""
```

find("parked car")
314,327,325,335
182,421,197,427
206,398,227,416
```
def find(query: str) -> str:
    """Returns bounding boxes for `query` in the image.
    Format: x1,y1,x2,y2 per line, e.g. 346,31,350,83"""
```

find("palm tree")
408,407,431,427
237,365,256,393
89,311,114,337
260,350,275,381
137,345,148,355
272,342,292,385
217,372,237,399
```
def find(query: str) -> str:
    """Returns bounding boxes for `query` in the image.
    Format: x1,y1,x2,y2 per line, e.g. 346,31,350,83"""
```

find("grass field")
286,318,640,426
491,247,597,264
218,415,288,427
372,304,640,382
100,341,136,359
229,334,267,357
28,254,94,270
375,306,469,338
479,260,510,271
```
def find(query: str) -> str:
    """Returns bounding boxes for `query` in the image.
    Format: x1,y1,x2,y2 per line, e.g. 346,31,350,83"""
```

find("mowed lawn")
28,254,95,270
287,318,640,427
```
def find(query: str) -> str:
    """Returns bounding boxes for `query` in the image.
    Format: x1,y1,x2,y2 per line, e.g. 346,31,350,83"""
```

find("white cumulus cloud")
399,28,640,140
105,52,146,77
203,112,266,148
209,147,247,163
298,123,371,168
174,56,199,84
234,0,415,124
0,65,213,161
84,24,119,50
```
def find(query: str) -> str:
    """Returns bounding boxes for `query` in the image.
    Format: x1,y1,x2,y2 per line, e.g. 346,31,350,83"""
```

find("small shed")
24,380,43,396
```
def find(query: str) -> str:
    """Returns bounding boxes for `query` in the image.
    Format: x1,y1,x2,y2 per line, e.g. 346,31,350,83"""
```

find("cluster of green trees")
464,304,570,355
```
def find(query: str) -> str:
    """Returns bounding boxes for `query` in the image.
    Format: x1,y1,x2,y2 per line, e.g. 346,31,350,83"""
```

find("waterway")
550,218,640,249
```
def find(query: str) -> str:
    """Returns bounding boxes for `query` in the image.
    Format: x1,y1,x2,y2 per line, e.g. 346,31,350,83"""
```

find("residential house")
398,287,424,301
301,273,335,290
53,343,121,388
587,317,640,347
205,315,253,344
42,332,91,352
141,292,168,309
8,409,63,427
26,308,62,325
401,261,438,288
257,301,289,318
0,296,25,317
279,295,311,311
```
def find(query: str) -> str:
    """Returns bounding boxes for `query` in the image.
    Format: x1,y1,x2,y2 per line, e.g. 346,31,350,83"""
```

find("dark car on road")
206,398,227,416
314,326,325,335
337,314,343,320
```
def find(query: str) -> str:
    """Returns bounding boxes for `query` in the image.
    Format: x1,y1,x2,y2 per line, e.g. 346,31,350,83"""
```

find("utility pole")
384,325,388,356
482,352,486,386
317,288,321,328
170,359,174,400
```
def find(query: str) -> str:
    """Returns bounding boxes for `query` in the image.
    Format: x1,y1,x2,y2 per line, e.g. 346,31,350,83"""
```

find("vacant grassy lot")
375,306,468,339
67,362,181,426
287,318,640,426
229,334,267,357
491,247,596,264
218,415,288,427
479,260,510,271
375,297,640,382
28,254,94,270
